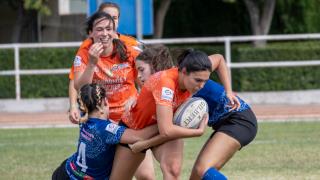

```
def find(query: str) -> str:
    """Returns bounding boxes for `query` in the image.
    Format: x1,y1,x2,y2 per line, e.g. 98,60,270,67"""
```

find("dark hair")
112,39,128,62
86,11,115,35
98,2,120,18
78,83,106,123
136,45,174,73
86,11,128,62
177,49,212,73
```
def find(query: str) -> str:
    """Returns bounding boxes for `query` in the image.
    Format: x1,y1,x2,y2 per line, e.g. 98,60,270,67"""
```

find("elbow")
158,128,174,139
74,81,81,91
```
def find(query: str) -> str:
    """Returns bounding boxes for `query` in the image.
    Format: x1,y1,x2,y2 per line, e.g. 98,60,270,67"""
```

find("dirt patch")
1,104,320,128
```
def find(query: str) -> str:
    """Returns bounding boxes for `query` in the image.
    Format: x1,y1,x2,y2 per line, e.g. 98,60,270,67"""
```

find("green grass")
1,121,320,180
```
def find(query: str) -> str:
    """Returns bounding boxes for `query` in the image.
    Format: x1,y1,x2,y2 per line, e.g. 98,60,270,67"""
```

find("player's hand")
69,107,80,124
129,141,147,153
197,113,208,135
88,42,104,65
124,97,137,116
226,92,241,111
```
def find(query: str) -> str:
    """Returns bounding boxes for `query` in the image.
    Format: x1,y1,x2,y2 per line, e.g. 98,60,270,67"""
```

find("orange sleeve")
70,39,92,79
152,76,176,107
73,49,88,73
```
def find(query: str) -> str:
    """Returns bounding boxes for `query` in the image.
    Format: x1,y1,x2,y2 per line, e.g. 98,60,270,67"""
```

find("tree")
243,0,276,47
223,0,275,47
4,0,51,42
276,0,320,34
153,0,172,38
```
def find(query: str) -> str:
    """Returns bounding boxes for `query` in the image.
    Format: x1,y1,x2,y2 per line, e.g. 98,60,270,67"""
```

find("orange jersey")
69,34,140,80
73,40,140,121
122,68,192,129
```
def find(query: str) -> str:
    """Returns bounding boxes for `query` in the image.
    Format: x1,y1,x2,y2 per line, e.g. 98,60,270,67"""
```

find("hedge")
0,47,77,98
0,42,319,99
231,41,320,91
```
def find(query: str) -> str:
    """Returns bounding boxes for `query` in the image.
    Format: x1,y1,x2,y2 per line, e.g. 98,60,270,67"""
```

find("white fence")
1,33,320,100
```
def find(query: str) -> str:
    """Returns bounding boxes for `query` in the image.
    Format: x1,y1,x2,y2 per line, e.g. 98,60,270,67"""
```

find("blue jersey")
193,80,250,126
65,118,126,180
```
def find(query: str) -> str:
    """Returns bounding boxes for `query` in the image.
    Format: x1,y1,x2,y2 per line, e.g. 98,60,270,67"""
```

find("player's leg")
109,145,145,180
190,109,257,180
189,132,239,180
152,138,184,180
134,149,156,180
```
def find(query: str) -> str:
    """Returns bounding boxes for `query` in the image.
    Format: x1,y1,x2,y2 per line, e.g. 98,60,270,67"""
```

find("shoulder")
125,45,141,61
119,34,142,53
79,38,93,51
208,54,224,70
163,68,179,80
154,69,177,87
76,39,92,59
119,34,139,47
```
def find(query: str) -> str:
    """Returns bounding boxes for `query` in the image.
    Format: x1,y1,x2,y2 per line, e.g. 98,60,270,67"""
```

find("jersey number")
76,142,88,172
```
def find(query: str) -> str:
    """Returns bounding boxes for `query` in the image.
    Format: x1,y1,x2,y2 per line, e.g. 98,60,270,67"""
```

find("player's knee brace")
201,167,227,180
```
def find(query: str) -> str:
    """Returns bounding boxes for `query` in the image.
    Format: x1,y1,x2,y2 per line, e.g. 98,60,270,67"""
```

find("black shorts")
52,159,69,180
211,108,258,148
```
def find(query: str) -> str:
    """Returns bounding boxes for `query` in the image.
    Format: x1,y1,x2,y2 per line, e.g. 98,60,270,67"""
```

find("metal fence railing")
1,33,320,100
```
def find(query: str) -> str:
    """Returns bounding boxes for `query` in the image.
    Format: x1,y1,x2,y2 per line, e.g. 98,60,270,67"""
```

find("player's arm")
74,43,104,90
129,112,208,153
156,105,206,139
68,79,80,124
130,104,207,151
209,54,232,94
209,54,240,110
74,66,95,90
119,124,159,144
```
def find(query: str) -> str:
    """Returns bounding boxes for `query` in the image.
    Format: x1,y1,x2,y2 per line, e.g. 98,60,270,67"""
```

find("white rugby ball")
173,97,208,129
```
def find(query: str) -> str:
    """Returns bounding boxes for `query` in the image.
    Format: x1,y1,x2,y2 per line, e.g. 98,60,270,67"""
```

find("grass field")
1,121,320,180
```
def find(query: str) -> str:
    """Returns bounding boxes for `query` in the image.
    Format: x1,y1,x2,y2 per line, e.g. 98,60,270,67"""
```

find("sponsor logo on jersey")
111,63,130,71
105,123,120,134
74,56,82,67
161,87,174,101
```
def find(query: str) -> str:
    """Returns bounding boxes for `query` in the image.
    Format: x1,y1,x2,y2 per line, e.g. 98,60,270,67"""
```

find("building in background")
0,0,153,43
0,0,85,43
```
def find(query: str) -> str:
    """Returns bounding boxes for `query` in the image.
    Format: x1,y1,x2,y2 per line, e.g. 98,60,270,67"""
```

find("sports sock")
201,167,227,180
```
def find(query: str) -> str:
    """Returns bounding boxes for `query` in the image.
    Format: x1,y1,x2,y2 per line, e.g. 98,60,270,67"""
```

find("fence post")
224,37,232,88
136,0,143,40
14,45,21,100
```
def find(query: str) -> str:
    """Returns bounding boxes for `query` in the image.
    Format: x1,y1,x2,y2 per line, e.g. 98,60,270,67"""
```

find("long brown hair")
136,45,174,73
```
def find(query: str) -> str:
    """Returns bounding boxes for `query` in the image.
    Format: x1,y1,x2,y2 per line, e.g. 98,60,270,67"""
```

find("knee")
160,160,181,178
135,171,155,180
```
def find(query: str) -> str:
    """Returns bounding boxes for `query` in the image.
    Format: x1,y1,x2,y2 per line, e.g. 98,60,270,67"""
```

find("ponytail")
177,49,193,67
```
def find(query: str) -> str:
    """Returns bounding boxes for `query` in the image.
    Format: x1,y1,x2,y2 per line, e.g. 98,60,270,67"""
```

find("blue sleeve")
103,121,127,144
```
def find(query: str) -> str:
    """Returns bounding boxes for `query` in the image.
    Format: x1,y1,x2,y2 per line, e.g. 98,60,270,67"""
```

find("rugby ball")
173,97,208,129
